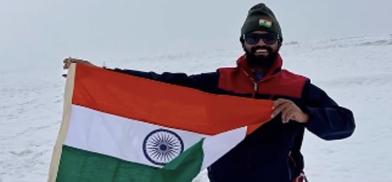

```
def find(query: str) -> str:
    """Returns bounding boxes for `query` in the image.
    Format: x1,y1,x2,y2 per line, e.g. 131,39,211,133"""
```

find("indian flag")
48,64,273,182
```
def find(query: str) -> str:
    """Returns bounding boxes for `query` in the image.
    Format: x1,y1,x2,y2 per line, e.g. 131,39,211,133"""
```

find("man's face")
242,30,280,68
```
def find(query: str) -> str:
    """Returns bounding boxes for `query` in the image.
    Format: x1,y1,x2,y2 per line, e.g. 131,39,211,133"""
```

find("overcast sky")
1,0,391,63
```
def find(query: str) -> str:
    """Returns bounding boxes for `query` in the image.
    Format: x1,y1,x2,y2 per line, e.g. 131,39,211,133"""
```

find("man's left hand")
271,98,309,124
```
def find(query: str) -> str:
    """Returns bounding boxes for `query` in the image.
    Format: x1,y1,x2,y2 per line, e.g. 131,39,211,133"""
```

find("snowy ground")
1,35,392,182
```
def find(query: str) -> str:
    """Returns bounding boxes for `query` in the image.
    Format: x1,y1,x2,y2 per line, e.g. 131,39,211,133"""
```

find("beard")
243,45,278,69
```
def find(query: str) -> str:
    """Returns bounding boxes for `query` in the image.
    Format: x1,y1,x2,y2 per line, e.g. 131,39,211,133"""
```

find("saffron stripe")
72,64,273,135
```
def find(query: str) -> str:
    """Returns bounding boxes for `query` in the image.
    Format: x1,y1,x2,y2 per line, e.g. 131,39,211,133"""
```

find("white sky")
0,0,391,63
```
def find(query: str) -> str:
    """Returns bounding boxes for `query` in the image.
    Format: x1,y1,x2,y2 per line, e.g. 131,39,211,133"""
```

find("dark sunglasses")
243,32,279,45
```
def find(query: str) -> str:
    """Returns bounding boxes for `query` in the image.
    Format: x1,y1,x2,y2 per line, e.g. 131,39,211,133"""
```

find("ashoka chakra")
143,129,184,165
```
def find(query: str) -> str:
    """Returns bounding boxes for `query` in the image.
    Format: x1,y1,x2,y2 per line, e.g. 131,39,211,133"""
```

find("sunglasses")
243,32,279,45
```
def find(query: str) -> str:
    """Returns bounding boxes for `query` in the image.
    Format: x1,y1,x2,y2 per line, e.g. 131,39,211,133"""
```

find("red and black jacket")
114,54,355,182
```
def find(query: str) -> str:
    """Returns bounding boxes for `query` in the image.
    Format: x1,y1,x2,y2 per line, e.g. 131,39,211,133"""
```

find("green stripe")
57,140,204,182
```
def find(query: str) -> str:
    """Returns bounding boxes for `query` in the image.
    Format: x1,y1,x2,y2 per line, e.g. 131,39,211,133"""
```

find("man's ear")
241,41,247,53
277,42,282,51
240,35,247,53
277,34,283,47
239,35,245,44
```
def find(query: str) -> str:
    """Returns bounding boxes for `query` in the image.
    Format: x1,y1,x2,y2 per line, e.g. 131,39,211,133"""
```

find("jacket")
113,54,355,182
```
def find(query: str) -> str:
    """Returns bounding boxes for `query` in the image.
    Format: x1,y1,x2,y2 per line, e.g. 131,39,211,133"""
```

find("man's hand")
271,98,309,124
62,57,97,77
63,57,96,70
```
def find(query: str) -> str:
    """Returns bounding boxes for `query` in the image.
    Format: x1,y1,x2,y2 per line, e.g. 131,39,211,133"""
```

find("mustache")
250,46,273,53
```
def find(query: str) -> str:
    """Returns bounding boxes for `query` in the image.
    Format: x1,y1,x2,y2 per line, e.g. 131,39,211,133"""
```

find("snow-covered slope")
1,35,391,182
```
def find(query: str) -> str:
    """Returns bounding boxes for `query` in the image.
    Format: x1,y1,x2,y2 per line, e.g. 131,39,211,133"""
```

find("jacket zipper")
252,81,259,98
240,68,260,98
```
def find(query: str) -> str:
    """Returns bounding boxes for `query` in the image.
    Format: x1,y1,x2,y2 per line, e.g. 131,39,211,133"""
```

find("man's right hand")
63,57,96,70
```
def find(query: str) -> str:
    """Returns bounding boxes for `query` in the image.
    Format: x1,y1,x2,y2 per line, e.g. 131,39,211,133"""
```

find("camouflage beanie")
241,3,283,43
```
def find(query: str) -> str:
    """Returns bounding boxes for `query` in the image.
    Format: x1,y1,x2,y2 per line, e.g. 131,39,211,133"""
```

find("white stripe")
65,105,206,168
201,127,247,169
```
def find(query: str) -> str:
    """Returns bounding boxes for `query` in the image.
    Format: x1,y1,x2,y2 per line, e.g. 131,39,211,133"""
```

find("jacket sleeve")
302,82,355,140
111,68,219,92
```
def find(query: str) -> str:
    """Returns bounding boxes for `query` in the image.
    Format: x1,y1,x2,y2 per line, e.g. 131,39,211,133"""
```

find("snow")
1,34,392,182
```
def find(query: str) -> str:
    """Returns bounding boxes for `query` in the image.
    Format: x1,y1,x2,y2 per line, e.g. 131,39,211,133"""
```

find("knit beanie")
241,3,283,43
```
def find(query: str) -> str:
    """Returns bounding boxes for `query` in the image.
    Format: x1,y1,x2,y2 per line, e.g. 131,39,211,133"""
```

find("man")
63,3,355,182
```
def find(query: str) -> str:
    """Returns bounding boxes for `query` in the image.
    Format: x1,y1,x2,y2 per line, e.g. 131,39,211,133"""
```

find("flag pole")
47,64,76,182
